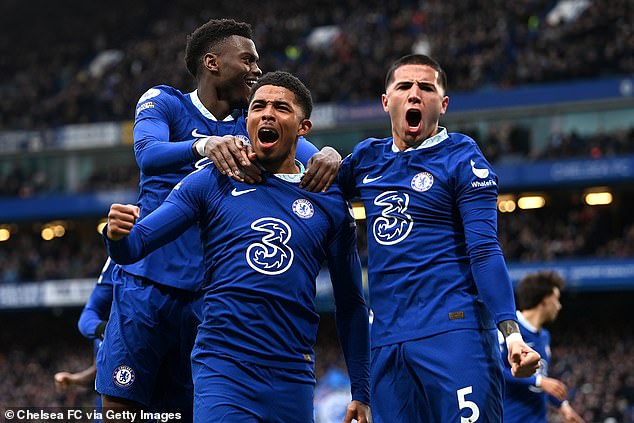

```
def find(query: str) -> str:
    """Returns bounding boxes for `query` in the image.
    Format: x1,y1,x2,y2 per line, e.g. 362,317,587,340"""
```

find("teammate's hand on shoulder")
203,135,262,183
508,339,541,378
300,146,341,192
540,376,568,400
107,203,140,241
342,400,372,423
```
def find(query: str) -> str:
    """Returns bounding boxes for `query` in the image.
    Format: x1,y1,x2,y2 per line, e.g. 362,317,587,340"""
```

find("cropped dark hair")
515,270,565,311
185,19,253,78
249,71,313,119
385,54,447,93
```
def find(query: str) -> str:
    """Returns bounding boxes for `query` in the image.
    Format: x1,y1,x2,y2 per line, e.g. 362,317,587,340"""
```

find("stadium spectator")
1,0,632,131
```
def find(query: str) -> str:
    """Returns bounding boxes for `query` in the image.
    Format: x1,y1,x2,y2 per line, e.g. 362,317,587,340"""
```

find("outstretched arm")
104,202,194,265
54,360,97,390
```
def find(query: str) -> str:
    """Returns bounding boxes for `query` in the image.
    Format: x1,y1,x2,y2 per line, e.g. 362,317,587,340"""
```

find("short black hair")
385,54,447,93
185,19,253,78
249,71,313,119
515,270,565,311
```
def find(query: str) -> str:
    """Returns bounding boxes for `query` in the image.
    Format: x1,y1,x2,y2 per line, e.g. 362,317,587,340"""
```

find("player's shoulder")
446,132,482,155
176,162,226,192
348,136,392,162
354,136,392,152
136,85,186,105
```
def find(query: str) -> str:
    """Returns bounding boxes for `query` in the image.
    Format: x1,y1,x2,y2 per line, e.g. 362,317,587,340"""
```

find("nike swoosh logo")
231,188,256,197
192,129,210,138
362,175,383,184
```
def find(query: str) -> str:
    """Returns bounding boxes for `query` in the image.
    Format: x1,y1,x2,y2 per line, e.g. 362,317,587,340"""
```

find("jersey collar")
273,160,305,183
517,310,539,333
189,90,235,122
391,127,448,152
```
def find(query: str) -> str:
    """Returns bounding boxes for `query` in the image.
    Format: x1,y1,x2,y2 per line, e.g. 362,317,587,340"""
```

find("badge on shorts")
112,365,135,388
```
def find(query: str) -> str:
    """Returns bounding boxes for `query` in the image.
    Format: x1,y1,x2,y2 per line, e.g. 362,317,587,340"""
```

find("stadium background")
1,0,633,421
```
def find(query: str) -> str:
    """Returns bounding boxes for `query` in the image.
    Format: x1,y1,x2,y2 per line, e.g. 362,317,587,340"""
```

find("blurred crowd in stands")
1,311,633,422
0,226,105,284
498,198,634,262
1,125,633,200
1,0,632,130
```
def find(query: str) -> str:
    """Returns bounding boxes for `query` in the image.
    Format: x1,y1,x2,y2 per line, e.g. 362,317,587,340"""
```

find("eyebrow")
250,99,292,108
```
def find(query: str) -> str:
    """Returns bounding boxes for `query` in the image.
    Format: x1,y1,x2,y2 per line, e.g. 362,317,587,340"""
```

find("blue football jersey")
500,311,561,423
338,129,517,347
124,86,318,291
105,164,370,403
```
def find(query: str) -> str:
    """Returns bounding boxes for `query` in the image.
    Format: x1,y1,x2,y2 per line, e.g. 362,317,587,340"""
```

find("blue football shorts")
191,352,315,423
371,328,504,423
96,267,202,419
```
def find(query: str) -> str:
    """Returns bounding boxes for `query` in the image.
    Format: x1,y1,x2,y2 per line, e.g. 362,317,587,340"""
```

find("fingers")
205,136,262,183
107,203,139,240
509,344,541,378
300,153,340,192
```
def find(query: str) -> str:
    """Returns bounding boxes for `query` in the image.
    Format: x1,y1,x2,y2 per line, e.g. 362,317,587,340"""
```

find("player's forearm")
78,307,107,340
78,283,112,339
329,253,370,404
470,251,517,324
134,119,197,175
135,139,198,175
335,304,370,404
104,202,192,265
501,365,537,386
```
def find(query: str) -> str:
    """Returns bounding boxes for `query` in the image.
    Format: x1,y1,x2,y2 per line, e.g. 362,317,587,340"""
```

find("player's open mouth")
258,127,279,144
406,109,422,130
246,78,258,88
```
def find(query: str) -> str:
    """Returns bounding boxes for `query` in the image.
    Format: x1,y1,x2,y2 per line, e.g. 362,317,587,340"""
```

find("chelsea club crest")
292,199,314,219
112,365,135,388
411,172,434,192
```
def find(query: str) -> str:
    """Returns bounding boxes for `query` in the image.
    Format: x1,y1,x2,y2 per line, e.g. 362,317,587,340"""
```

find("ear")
440,95,449,115
203,53,220,73
297,119,312,137
381,93,389,113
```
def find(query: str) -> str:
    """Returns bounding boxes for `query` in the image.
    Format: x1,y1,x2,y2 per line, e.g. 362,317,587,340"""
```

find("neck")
263,157,299,174
521,309,543,330
197,81,233,120
394,127,438,151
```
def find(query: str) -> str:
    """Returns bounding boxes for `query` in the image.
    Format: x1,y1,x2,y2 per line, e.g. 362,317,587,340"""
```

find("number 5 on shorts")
457,386,480,423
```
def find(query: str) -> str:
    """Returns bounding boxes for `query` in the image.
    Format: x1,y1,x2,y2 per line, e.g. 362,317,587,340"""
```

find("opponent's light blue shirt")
338,130,517,347
105,165,370,404
124,85,318,291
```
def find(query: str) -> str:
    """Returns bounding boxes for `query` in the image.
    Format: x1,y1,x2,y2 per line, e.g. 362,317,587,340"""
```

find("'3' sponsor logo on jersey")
246,217,294,275
372,191,413,245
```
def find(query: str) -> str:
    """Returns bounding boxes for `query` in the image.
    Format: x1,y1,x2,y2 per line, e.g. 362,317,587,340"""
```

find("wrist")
560,400,570,408
194,138,208,157
535,374,542,387
505,332,524,349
